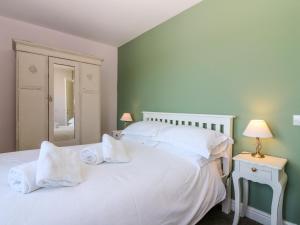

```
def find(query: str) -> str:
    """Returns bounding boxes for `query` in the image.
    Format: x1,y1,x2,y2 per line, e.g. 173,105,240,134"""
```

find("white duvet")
0,140,225,225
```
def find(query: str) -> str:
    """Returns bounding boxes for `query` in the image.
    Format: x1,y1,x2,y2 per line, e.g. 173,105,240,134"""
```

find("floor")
197,205,261,225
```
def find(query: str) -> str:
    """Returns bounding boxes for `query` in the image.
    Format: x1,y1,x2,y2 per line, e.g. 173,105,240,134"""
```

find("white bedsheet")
0,141,225,225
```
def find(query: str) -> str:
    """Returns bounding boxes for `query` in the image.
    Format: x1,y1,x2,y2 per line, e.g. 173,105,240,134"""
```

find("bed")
0,112,235,225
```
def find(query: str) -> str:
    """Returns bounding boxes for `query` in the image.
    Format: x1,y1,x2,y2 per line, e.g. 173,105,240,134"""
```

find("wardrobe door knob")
251,167,257,172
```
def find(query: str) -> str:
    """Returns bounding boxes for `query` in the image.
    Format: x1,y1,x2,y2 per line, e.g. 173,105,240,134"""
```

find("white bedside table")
112,130,123,140
232,153,287,225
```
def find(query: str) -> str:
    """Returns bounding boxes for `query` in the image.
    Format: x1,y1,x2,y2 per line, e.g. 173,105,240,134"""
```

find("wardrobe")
14,40,102,150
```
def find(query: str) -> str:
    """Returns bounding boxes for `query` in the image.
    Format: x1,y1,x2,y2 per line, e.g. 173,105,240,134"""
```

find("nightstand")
112,130,123,140
232,153,287,225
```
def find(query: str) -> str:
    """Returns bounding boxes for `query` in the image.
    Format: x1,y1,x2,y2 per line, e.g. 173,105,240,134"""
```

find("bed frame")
142,111,235,214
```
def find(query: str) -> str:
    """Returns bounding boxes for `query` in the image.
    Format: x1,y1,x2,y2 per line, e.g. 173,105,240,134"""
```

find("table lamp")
120,113,133,128
243,120,273,158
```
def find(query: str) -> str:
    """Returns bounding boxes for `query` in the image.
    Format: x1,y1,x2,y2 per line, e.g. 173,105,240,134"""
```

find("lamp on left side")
120,113,133,128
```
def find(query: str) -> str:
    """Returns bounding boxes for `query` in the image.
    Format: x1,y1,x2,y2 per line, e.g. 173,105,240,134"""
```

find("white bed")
0,112,235,225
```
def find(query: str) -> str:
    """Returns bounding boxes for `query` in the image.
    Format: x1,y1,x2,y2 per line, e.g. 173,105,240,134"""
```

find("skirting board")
231,200,297,225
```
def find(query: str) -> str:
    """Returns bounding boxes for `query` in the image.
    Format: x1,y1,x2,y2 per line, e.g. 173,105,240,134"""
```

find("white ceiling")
0,0,202,46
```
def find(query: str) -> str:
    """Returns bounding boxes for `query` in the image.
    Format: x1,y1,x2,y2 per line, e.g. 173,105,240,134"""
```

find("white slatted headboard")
142,111,235,214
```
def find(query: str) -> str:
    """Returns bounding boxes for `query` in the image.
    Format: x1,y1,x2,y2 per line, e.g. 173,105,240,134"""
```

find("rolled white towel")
36,141,82,187
80,144,104,165
102,134,130,163
8,161,40,194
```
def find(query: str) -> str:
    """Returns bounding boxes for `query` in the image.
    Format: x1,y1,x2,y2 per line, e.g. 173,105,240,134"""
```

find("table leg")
271,173,287,225
232,171,241,225
241,179,249,217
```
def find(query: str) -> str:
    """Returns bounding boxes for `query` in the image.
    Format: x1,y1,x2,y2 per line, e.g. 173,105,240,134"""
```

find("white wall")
0,15,118,153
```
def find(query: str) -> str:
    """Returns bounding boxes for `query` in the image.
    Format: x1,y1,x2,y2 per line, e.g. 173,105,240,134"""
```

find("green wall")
118,0,300,223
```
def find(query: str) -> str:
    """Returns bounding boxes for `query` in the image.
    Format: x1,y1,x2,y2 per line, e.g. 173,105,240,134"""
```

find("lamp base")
251,152,265,158
123,121,131,129
251,137,265,158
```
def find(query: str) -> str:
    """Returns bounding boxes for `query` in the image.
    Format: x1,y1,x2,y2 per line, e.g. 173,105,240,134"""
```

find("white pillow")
154,125,233,159
155,142,210,167
155,141,229,160
120,134,159,147
122,121,171,137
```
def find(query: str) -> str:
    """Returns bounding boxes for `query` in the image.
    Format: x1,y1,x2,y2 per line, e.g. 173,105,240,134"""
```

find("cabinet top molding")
13,39,103,66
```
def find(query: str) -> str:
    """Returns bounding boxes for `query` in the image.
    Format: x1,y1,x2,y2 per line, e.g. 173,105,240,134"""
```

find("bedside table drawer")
240,161,272,181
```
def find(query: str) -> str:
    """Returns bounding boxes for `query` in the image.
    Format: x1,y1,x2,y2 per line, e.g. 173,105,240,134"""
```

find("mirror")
53,64,75,141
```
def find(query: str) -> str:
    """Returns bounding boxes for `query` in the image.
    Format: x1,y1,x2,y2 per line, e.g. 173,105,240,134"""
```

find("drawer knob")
251,167,257,172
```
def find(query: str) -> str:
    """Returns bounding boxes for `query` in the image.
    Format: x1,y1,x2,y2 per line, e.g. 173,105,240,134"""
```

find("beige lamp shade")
120,113,133,122
243,120,273,138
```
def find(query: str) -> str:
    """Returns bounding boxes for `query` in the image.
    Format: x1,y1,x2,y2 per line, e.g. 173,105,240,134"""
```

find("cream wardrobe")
14,40,102,150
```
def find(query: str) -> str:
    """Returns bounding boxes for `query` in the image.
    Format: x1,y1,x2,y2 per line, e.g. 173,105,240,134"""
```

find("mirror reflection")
53,64,75,141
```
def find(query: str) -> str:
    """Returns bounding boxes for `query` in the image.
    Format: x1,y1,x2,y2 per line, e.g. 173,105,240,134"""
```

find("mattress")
0,140,226,225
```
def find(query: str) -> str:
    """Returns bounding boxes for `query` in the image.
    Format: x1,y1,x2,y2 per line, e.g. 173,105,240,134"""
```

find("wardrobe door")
80,63,101,144
17,52,48,150
49,57,80,146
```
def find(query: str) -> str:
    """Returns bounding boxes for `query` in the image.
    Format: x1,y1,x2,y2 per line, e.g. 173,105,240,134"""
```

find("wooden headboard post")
142,111,235,214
